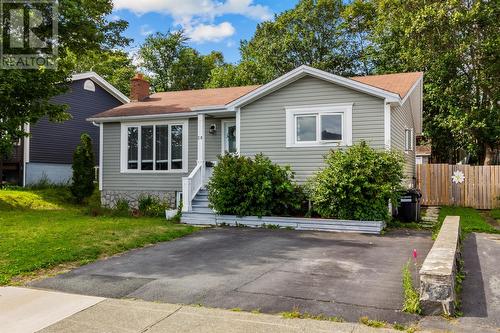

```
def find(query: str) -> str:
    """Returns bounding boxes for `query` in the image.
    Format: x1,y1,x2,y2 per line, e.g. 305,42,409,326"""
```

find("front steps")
181,189,216,225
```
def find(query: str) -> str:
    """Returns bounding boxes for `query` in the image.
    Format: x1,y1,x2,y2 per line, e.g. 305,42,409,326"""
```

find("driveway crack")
235,290,400,311
140,305,183,332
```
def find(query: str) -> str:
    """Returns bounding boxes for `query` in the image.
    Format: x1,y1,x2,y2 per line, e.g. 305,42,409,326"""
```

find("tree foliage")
70,133,95,203
208,0,368,86
0,0,131,182
139,31,224,92
366,0,499,164
69,49,136,96
308,142,404,221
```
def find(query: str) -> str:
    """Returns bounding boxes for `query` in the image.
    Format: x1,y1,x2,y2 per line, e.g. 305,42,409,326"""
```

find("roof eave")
87,111,199,123
72,72,130,104
227,65,402,110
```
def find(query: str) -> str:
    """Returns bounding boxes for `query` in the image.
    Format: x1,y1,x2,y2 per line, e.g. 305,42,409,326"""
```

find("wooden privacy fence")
416,164,500,209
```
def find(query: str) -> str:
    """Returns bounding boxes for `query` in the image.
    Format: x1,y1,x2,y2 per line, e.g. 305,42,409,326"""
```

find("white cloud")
113,0,272,42
187,22,235,43
113,0,272,20
140,24,154,36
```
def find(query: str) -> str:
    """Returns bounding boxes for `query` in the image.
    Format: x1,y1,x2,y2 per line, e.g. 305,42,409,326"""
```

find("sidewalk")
39,298,404,333
2,287,404,333
0,287,104,333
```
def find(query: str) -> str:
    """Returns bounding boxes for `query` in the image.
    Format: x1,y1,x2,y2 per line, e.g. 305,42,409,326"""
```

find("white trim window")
121,120,188,173
285,103,353,147
404,128,414,152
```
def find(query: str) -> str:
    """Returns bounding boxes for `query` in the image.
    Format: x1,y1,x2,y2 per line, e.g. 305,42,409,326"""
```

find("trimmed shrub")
70,133,95,203
207,153,304,217
308,141,404,221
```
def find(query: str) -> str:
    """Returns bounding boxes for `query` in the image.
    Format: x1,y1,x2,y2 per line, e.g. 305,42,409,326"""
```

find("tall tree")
208,0,369,87
0,0,131,184
139,31,224,92
205,61,266,88
365,0,499,164
69,50,136,96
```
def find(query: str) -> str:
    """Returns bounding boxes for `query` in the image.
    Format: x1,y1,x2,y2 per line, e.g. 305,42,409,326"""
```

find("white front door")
222,121,237,154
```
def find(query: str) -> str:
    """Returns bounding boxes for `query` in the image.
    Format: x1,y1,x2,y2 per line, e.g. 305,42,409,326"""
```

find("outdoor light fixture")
209,124,217,135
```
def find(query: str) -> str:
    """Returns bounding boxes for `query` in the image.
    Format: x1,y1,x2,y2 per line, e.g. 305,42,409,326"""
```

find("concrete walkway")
0,287,404,333
38,298,406,333
0,287,104,333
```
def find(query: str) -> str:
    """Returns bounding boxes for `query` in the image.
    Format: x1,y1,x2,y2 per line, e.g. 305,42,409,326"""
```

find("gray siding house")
89,66,423,211
17,73,129,186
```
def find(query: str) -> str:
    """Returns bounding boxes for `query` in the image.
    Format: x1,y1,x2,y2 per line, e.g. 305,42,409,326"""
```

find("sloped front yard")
0,188,196,285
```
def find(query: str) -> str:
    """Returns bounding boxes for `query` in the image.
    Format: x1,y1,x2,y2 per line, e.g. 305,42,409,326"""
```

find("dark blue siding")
29,80,123,165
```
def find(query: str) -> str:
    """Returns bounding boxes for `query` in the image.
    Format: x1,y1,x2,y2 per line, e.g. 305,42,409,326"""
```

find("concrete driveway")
32,228,433,323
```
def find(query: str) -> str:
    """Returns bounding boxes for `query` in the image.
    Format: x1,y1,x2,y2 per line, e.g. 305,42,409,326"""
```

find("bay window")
121,121,188,173
286,103,352,147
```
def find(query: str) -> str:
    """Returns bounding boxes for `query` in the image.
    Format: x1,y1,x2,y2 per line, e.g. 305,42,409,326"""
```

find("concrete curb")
419,216,461,315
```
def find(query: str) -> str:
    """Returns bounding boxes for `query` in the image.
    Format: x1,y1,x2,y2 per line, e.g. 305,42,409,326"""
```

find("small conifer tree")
70,133,95,203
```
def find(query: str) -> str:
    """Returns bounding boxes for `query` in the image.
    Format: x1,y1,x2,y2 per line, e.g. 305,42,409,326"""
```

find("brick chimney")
130,73,150,102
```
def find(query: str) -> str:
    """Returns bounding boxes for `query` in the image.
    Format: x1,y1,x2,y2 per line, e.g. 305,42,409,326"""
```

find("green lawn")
0,188,197,285
490,208,500,222
438,206,500,236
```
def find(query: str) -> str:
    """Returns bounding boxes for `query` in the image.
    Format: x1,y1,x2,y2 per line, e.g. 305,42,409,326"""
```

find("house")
416,145,432,164
1,72,129,186
88,66,423,214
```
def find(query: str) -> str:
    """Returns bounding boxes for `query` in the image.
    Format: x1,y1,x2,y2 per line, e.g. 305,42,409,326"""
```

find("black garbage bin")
398,189,421,222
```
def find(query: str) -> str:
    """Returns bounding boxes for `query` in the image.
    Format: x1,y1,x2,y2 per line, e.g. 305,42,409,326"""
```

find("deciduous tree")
0,0,131,184
139,31,224,92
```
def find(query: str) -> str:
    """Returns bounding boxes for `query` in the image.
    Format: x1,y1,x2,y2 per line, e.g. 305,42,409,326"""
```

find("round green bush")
207,154,305,217
308,141,404,221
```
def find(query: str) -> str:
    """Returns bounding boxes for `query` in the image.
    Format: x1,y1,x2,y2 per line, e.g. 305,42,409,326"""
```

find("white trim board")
221,119,237,154
227,65,401,110
384,102,391,150
99,123,103,191
88,112,199,123
22,123,30,187
72,72,130,104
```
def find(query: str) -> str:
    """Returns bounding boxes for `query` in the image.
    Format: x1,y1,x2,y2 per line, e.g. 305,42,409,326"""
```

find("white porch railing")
182,162,204,212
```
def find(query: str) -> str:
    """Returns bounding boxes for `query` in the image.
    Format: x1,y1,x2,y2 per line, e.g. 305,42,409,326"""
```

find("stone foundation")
101,190,176,209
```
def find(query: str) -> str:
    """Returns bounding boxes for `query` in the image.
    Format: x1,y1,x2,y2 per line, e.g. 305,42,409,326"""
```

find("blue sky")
110,0,299,64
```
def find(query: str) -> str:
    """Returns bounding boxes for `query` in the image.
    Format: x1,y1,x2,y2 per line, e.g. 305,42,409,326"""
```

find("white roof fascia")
87,111,198,123
226,65,401,110
72,72,130,104
190,105,229,112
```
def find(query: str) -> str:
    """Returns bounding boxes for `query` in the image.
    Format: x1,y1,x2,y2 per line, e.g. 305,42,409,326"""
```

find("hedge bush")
308,141,404,221
207,154,305,217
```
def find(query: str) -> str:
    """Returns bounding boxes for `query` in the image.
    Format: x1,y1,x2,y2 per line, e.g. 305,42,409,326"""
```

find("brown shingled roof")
91,71,422,119
416,145,432,156
91,85,260,119
350,72,423,98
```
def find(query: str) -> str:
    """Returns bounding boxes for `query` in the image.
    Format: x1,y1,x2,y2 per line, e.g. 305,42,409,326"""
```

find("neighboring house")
416,145,432,164
1,72,129,186
88,66,423,212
